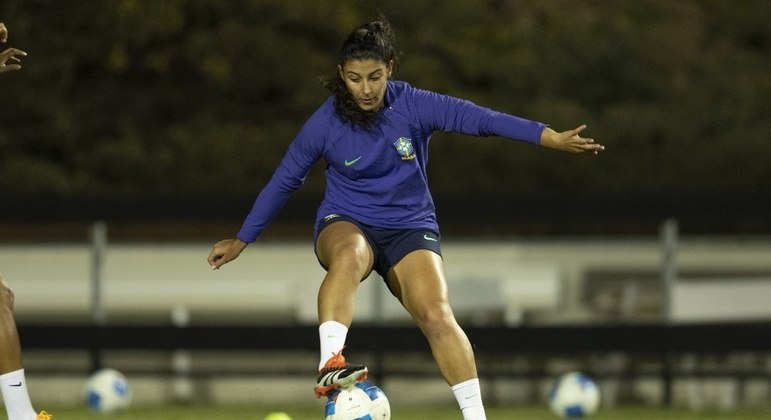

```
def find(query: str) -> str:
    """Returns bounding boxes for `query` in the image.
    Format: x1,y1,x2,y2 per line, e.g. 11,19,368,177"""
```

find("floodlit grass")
42,405,771,419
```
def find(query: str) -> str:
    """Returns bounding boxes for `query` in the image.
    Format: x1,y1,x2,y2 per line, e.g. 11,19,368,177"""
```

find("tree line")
1,0,769,203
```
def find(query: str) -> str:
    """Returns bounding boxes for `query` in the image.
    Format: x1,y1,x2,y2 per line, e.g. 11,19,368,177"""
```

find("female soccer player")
208,16,603,420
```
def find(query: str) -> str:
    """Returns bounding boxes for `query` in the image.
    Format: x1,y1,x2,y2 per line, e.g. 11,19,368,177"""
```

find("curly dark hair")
323,16,400,129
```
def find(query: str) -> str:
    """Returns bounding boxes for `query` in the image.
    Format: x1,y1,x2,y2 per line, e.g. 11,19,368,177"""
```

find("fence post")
89,220,108,372
660,218,679,407
171,305,194,402
660,219,678,323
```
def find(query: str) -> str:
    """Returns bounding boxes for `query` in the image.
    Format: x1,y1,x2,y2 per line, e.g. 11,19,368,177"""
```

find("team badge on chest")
393,137,416,160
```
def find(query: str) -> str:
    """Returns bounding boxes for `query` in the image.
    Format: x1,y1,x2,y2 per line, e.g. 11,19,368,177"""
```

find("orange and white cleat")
314,349,368,398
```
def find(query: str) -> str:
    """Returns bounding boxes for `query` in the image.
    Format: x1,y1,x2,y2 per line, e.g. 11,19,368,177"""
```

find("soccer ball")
83,368,133,413
264,412,293,420
325,381,390,420
548,371,601,418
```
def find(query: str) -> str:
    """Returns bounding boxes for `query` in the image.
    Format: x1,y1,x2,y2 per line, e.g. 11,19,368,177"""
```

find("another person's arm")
0,22,27,74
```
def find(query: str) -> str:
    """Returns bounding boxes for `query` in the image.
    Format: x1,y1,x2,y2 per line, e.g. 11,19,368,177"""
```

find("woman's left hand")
540,125,604,155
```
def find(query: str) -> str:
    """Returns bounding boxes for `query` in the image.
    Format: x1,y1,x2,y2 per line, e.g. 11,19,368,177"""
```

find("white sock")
318,320,348,370
0,369,37,420
452,378,486,420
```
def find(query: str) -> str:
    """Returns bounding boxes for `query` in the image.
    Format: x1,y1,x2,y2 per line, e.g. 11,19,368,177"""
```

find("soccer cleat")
314,349,368,398
36,411,53,420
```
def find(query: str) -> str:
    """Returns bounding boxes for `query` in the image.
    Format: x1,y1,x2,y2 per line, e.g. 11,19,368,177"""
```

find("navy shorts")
314,214,442,281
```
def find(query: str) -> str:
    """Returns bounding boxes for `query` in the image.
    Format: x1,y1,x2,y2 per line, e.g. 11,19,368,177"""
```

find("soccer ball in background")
548,371,601,418
325,381,390,420
83,368,133,413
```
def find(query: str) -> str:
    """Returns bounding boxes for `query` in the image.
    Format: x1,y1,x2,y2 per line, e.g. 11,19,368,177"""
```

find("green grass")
41,405,771,420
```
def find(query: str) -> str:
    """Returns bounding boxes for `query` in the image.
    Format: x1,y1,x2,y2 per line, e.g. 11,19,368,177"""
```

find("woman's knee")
327,241,371,277
317,222,373,277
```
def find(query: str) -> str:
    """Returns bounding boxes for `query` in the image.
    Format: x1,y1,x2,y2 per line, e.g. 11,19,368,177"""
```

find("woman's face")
338,59,393,112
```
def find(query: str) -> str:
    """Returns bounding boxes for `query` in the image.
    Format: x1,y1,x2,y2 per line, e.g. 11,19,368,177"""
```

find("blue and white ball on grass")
548,371,601,418
325,381,390,420
83,368,132,413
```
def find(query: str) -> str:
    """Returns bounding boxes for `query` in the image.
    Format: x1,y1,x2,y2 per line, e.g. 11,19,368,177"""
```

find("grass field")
41,405,771,419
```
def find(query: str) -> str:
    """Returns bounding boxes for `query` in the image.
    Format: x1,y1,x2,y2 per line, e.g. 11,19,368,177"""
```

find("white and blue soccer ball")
325,381,390,420
83,368,133,413
548,371,601,418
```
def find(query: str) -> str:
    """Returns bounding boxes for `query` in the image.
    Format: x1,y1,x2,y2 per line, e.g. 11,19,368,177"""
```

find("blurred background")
1,0,769,238
1,0,770,414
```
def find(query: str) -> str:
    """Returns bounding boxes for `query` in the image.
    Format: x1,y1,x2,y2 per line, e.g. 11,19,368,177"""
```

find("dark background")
1,0,769,239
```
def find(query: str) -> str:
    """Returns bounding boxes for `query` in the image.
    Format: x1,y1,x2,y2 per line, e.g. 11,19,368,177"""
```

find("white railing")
2,222,771,326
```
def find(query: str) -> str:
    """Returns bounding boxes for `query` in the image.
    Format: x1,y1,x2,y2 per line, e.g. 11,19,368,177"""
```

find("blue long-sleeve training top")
236,80,546,243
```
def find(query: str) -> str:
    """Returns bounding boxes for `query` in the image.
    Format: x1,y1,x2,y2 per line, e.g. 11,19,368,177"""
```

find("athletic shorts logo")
323,214,340,222
423,234,438,242
394,137,416,160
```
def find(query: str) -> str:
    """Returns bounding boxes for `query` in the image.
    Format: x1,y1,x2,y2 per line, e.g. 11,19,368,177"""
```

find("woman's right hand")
207,238,248,269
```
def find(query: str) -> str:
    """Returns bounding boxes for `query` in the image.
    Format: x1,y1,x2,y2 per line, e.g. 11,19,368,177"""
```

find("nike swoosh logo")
344,156,363,166
465,393,478,400
9,382,22,387
423,234,438,242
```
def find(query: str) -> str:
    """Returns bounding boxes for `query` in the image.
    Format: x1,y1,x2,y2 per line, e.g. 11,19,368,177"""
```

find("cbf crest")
393,137,416,160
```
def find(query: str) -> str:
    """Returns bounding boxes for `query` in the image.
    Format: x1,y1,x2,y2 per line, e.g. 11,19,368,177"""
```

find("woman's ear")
337,64,344,80
387,60,394,78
